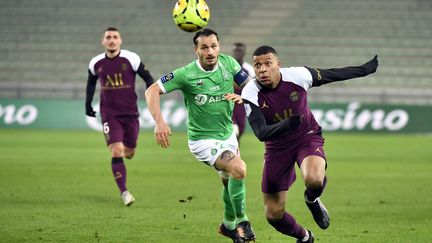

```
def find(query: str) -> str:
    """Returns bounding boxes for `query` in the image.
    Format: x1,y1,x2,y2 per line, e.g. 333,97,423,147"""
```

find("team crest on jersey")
161,72,174,83
223,71,230,80
121,63,128,71
211,148,217,155
290,91,299,102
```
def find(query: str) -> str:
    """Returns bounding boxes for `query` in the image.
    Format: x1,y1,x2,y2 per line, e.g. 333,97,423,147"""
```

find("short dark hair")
193,28,219,46
105,26,119,32
253,45,277,57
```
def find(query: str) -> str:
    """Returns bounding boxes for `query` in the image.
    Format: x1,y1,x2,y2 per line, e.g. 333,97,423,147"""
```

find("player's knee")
230,161,246,180
304,174,324,189
124,149,135,159
265,205,284,222
124,152,134,159
109,143,124,158
111,147,124,158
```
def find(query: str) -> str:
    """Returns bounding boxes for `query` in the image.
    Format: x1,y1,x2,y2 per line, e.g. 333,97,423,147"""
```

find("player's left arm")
244,100,302,141
137,62,154,89
234,69,251,88
307,55,379,87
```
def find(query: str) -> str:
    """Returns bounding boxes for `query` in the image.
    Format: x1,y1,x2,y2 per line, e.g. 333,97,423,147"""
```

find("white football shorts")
188,131,239,176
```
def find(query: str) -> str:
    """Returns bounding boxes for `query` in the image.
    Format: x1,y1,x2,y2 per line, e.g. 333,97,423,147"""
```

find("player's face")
102,31,122,54
253,53,281,89
194,34,220,71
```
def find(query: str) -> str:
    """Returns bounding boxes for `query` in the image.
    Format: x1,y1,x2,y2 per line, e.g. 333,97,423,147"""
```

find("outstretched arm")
85,70,98,117
244,100,301,142
307,55,379,87
144,82,172,148
137,62,154,89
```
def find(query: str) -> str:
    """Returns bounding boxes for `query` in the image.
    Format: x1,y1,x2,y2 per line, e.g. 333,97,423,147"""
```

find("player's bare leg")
109,142,135,206
215,151,255,242
264,191,313,242
300,155,329,229
124,146,135,159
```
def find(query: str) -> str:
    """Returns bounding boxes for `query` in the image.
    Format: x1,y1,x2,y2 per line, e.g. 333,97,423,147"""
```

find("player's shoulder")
89,52,105,65
120,49,140,61
280,67,313,90
88,52,106,72
243,78,261,91
120,49,138,56
280,66,309,77
218,53,242,73
218,53,236,64
281,67,312,81
241,79,261,105
163,61,194,81
180,60,199,74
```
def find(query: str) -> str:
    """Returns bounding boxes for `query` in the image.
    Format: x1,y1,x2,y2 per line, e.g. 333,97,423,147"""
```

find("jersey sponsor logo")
194,94,227,105
194,94,208,105
105,73,124,87
290,91,299,102
274,109,294,122
161,72,174,83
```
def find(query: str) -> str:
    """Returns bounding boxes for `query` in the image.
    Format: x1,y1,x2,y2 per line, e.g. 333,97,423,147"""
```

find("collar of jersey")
195,60,219,73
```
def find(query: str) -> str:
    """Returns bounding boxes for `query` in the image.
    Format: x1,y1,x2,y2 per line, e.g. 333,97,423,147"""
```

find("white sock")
301,229,309,242
305,195,318,204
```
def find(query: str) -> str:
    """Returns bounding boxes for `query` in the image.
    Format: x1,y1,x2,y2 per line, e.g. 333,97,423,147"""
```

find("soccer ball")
172,0,210,32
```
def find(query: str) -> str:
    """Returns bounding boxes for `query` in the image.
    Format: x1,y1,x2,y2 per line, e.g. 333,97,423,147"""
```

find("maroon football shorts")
101,116,139,149
261,134,326,193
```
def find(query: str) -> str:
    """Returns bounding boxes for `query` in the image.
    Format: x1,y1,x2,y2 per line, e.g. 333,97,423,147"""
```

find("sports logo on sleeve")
161,72,175,83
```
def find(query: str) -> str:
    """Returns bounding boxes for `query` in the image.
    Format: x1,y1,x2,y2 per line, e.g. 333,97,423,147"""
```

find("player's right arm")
243,100,302,142
85,70,98,117
145,83,172,148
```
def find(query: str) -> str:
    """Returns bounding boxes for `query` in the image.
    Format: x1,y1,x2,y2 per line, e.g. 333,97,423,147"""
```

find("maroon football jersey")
89,50,142,118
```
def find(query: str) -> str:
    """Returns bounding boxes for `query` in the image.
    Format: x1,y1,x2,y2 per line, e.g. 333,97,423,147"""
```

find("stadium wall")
1,99,431,133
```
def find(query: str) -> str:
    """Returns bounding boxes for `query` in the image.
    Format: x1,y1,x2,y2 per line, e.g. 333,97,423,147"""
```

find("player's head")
252,45,281,89
102,26,122,55
193,28,220,71
232,42,246,64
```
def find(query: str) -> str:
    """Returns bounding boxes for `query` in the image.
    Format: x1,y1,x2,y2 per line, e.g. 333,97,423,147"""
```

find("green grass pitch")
0,129,431,242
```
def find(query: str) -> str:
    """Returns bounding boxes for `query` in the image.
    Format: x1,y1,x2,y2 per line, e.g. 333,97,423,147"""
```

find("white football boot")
121,191,135,206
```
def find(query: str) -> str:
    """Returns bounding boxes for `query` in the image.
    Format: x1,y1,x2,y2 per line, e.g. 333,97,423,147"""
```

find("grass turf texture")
0,129,431,242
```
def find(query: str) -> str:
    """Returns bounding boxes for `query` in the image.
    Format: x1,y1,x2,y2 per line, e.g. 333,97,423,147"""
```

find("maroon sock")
111,157,127,193
268,212,306,239
305,176,327,202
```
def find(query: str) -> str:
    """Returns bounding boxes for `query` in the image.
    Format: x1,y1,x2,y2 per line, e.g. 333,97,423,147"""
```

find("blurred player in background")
240,46,378,242
145,29,255,243
231,43,254,143
85,26,154,206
